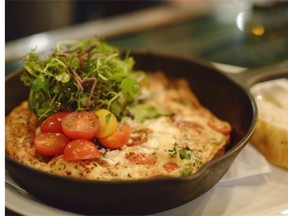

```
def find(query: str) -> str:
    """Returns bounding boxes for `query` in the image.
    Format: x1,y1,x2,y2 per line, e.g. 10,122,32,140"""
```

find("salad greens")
20,38,145,120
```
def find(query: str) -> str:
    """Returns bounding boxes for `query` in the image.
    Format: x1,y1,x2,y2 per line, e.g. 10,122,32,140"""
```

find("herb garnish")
168,143,194,159
20,38,145,120
168,143,203,176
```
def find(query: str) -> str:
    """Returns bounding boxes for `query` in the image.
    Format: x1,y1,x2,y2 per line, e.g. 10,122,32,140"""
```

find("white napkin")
220,144,272,183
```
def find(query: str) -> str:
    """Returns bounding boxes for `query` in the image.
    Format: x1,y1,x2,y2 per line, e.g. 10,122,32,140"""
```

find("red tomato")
61,111,100,140
40,112,71,133
63,139,100,161
126,152,156,165
163,162,179,172
207,118,232,136
99,124,131,149
34,133,70,156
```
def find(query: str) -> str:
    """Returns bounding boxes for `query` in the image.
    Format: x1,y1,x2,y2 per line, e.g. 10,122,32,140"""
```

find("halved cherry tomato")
207,118,232,136
40,112,71,133
34,133,70,156
63,139,100,161
163,162,179,172
99,124,131,149
95,109,118,138
126,152,156,165
61,111,99,140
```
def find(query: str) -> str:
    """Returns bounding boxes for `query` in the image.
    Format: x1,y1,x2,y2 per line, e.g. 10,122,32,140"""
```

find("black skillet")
5,51,288,215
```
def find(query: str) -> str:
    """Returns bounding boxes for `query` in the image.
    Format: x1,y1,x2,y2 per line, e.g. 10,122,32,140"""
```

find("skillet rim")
5,51,257,185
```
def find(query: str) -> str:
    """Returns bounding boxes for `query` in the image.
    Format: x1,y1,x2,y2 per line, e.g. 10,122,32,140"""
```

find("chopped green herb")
179,147,194,160
168,143,179,157
180,163,194,176
20,38,145,120
168,143,194,160
105,113,112,124
180,159,203,176
168,143,203,176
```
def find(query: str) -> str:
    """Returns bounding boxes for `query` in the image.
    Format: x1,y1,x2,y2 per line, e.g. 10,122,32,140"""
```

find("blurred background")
6,0,163,42
5,0,288,72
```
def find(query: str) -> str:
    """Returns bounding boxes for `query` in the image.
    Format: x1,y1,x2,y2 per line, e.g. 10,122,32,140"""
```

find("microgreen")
168,143,203,176
20,38,145,120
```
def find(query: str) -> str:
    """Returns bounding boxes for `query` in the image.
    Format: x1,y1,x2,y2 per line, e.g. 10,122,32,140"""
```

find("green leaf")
68,55,80,68
109,101,123,119
23,65,34,75
79,96,89,107
55,72,70,83
31,76,49,92
52,85,61,94
120,77,139,97
105,113,112,124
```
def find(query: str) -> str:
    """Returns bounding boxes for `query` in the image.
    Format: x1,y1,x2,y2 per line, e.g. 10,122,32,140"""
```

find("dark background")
5,0,163,41
5,1,288,69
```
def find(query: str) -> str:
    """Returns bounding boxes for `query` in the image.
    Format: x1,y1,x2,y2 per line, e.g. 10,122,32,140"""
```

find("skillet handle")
224,60,288,90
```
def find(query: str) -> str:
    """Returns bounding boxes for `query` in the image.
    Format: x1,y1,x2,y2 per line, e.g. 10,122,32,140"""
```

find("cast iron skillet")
5,51,288,215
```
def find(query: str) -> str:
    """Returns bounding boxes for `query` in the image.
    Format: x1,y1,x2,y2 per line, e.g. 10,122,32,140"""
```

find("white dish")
6,63,288,216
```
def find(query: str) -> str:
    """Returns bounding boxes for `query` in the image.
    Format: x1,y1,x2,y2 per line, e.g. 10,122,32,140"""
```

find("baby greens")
20,38,144,120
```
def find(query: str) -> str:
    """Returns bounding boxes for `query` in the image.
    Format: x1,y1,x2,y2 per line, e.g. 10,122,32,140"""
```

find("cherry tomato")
95,109,118,138
61,111,100,140
126,152,156,165
207,118,232,136
99,124,131,149
163,162,179,172
40,112,71,133
34,133,70,156
63,139,100,161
